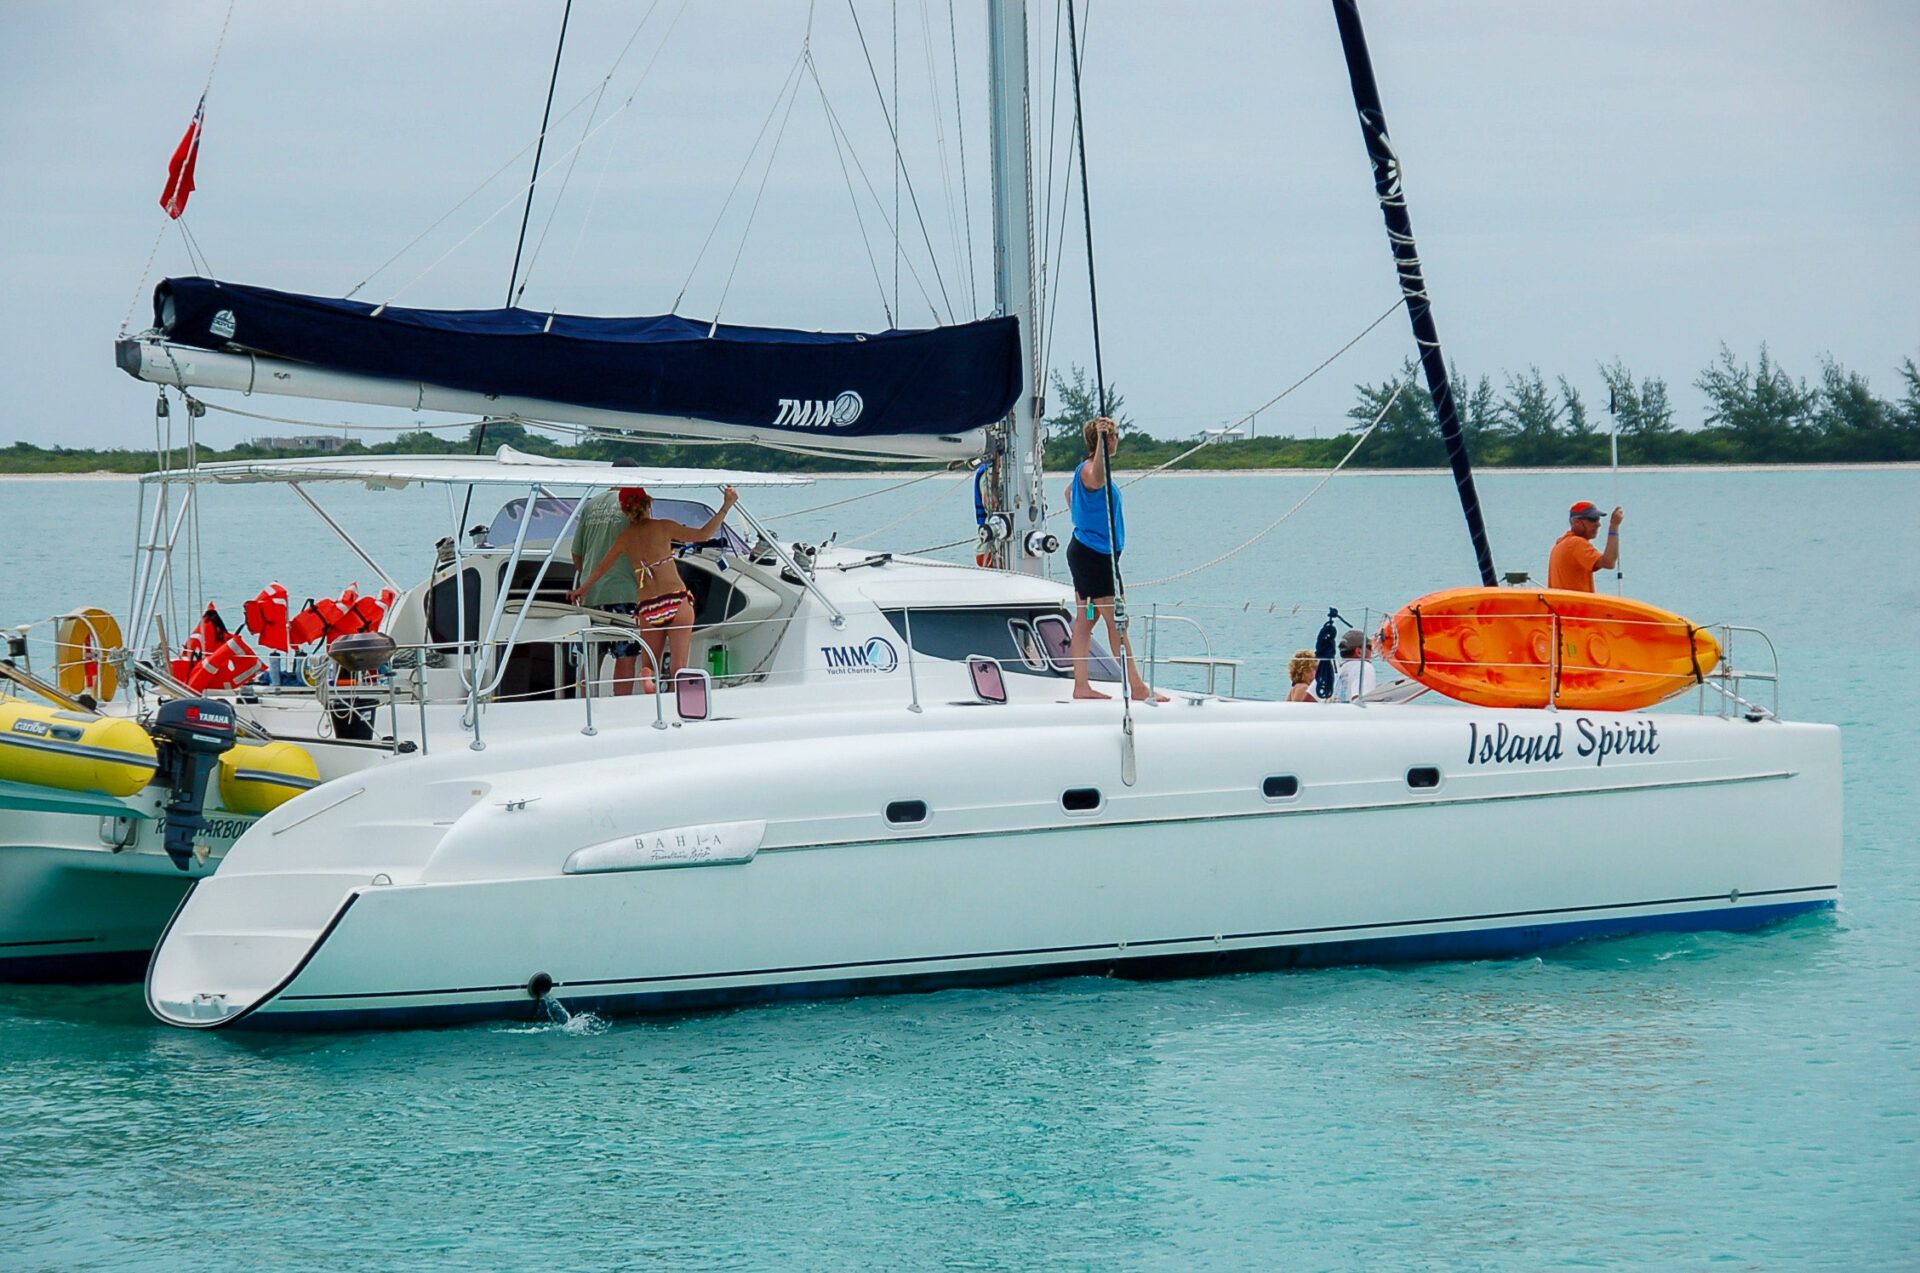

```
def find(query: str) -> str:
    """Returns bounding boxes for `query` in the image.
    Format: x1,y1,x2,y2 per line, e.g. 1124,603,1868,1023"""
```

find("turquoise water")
3,468,1915,1269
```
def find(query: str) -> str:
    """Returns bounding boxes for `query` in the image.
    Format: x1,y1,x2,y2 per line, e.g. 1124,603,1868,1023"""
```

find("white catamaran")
0,1,1840,1026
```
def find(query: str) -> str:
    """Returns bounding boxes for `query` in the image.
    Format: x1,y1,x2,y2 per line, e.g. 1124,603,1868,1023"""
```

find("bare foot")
1130,687,1170,704
1072,686,1111,700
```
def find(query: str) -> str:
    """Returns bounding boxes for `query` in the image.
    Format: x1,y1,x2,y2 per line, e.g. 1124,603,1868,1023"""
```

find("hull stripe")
272,884,1837,1005
240,898,1833,1030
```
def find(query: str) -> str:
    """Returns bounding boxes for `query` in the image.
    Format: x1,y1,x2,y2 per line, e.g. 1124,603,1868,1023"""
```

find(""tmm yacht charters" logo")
820,636,899,674
773,390,864,430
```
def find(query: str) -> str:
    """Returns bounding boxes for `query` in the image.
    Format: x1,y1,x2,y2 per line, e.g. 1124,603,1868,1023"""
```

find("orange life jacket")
185,633,263,693
242,583,291,652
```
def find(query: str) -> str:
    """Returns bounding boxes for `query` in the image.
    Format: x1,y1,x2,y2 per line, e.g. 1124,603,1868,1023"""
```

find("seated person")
1334,629,1376,702
1287,649,1320,702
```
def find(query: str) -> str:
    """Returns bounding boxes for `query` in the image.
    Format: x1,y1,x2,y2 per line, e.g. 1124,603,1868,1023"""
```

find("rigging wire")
174,220,211,278
917,0,967,315
465,4,577,533
361,8,697,310
515,0,670,306
946,0,978,315
343,6,666,302
673,33,812,314
845,0,955,322
842,475,968,544
709,43,813,329
892,0,901,318
1063,0,1144,737
806,54,948,323
1118,297,1402,488
533,0,690,323
810,59,898,325
777,466,947,518
1036,0,1072,383
120,0,238,333
505,0,575,306
1128,369,1415,589
1064,0,1107,421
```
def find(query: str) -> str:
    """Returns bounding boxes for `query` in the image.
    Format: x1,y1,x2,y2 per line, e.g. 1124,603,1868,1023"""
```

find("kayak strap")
1411,606,1426,676
1685,624,1704,684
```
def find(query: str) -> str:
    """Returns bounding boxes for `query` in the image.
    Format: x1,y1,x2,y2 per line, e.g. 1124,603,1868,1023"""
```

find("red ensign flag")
160,94,206,219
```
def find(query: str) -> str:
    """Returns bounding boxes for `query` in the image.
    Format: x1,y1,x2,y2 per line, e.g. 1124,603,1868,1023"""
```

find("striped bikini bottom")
635,589,695,628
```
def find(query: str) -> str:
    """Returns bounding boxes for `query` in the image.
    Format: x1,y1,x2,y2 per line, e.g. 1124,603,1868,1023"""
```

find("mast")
987,0,1046,574
1331,0,1497,586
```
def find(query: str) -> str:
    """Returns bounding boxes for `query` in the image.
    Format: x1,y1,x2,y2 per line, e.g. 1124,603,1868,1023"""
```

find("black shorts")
1067,536,1118,600
601,602,641,658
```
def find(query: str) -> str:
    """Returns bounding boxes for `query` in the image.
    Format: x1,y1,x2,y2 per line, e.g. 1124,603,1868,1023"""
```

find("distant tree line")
8,347,1915,475
1340,346,1920,467
1,419,880,475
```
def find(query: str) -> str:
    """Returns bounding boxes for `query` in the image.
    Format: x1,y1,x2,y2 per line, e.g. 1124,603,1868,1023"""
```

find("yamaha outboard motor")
149,698,237,871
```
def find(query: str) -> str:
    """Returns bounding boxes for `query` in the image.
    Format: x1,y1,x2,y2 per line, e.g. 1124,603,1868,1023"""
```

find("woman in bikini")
569,484,738,692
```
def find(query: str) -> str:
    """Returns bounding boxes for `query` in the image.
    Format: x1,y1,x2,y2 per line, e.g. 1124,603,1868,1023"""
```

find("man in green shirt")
571,459,643,694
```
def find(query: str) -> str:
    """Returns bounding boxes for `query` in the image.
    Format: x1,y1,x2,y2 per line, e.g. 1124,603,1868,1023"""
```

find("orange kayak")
1379,587,1720,711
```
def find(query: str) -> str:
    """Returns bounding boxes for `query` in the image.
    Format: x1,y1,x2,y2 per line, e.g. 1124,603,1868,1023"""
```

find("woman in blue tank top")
1064,417,1160,702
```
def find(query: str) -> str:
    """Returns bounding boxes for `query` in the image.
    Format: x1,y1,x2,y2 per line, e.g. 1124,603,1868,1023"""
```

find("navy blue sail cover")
154,277,1020,441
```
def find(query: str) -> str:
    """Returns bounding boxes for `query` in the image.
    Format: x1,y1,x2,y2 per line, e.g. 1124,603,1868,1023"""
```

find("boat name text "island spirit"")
1466,718,1660,768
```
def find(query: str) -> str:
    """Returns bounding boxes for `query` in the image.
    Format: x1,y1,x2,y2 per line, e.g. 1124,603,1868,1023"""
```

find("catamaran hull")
179,885,1829,1034
146,706,1841,1030
0,832,199,981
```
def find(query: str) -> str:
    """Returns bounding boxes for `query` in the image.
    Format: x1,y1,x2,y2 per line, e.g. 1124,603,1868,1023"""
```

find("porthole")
885,800,928,826
1262,774,1300,800
1061,787,1102,814
1406,766,1441,790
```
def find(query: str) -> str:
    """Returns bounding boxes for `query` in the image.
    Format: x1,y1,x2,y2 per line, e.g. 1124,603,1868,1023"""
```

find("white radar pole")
988,0,1047,575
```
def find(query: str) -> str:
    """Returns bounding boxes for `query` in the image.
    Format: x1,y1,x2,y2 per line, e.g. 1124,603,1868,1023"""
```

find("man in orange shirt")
1547,500,1623,591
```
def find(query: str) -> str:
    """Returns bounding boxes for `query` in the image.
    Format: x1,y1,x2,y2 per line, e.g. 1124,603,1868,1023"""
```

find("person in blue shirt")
1065,416,1160,702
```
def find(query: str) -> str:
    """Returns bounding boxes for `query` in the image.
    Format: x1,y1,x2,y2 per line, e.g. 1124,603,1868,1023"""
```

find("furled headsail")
117,277,1020,460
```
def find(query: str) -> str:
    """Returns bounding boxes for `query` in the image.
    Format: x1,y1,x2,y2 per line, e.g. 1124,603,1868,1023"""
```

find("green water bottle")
706,645,729,678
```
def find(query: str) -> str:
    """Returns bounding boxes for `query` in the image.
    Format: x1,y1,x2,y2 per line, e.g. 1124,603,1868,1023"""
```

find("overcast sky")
2,1,1915,451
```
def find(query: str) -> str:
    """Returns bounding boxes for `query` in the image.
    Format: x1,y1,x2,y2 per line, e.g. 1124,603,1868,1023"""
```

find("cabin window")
427,568,482,645
1007,619,1048,671
682,562,752,626
1262,775,1300,800
1061,787,1102,814
480,496,581,549
1406,766,1441,790
885,800,928,826
881,608,1117,681
1032,613,1121,682
481,495,752,556
500,560,576,603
